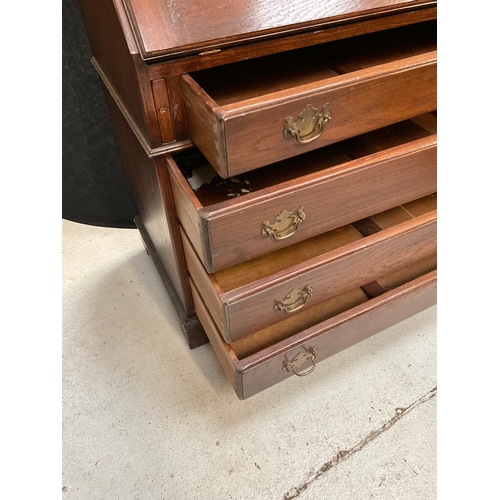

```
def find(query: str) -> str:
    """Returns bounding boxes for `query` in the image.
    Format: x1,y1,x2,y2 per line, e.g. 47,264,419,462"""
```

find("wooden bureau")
77,0,437,399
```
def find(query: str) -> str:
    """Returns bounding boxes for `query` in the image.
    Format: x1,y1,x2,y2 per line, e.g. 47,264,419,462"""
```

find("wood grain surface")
182,46,436,176
168,124,436,273
123,0,435,58
192,268,436,399
148,9,436,144
220,210,437,342
237,269,436,399
103,88,194,316
78,0,150,140
184,202,436,342
79,0,439,379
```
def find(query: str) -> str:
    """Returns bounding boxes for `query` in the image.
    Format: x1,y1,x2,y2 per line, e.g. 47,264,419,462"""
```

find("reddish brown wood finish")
123,0,435,59
103,87,194,318
136,215,208,348
183,209,436,342
151,79,175,144
239,269,437,399
77,0,438,373
77,0,168,148
78,0,436,156
168,133,436,272
77,0,146,136
181,51,436,176
192,269,436,399
148,9,436,142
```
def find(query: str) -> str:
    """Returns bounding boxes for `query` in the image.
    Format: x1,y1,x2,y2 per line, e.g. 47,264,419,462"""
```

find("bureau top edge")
121,0,437,61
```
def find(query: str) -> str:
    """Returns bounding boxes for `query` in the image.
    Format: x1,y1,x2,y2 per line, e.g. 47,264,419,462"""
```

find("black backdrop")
62,0,137,228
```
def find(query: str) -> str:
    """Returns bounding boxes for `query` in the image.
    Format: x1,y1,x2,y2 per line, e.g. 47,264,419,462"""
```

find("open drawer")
182,195,437,343
192,257,437,400
168,114,437,273
181,20,436,177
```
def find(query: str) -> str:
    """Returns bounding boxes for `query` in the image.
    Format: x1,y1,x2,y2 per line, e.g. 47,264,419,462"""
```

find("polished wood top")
123,0,436,59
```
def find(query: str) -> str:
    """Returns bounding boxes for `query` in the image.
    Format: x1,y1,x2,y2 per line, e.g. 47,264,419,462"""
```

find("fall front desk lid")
122,0,435,59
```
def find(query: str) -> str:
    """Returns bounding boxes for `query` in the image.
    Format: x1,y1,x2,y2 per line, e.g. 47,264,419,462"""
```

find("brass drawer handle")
283,347,317,377
283,103,331,144
274,285,313,313
262,206,306,240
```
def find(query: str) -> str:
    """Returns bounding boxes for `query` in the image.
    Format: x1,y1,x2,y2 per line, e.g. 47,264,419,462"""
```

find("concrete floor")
62,219,437,499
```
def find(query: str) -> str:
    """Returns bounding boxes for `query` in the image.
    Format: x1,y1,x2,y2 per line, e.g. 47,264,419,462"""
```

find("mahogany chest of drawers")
78,0,437,399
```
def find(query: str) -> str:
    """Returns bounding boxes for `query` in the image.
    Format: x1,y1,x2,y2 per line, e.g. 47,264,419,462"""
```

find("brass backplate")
262,206,306,240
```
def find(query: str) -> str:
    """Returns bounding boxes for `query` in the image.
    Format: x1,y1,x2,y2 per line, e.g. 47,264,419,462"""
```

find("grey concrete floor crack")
283,386,437,500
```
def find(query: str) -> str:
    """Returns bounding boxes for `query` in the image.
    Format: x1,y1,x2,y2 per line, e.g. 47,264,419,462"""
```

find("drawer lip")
168,134,437,273
182,208,437,343
181,50,437,177
192,270,437,399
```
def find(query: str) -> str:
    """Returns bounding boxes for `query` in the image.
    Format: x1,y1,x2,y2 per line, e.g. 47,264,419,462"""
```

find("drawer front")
182,52,436,177
182,210,437,343
168,136,437,273
192,270,437,399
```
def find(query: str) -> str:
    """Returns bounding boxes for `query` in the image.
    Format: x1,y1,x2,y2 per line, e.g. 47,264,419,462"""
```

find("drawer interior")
187,20,436,106
172,113,436,208
319,20,437,74
208,193,436,294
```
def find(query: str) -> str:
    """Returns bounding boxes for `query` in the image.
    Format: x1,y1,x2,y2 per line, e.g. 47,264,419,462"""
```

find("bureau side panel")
77,0,160,146
103,88,194,317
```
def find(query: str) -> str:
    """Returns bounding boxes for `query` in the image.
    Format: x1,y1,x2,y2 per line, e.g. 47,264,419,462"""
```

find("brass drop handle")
274,285,313,313
283,347,317,377
284,103,331,144
262,206,306,241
